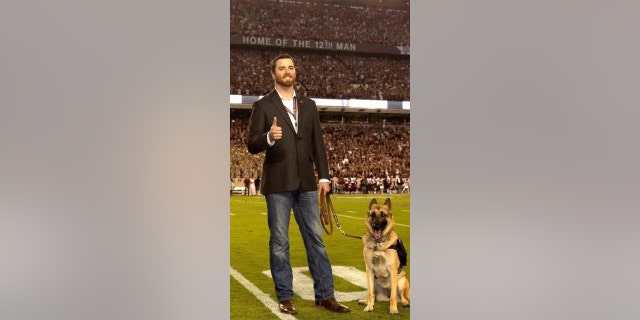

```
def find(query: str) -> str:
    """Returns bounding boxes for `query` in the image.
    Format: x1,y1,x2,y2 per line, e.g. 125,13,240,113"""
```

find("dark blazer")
247,90,329,194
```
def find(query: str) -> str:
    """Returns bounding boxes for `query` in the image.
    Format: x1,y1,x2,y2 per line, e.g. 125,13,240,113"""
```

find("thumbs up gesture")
269,116,282,141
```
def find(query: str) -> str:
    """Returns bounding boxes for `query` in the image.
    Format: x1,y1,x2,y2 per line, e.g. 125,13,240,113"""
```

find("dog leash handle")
319,188,333,235
319,189,362,239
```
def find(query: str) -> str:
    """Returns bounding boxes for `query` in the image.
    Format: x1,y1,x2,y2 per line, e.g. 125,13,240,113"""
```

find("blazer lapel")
295,97,307,133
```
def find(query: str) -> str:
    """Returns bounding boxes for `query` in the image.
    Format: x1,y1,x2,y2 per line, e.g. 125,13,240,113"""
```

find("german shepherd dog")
359,198,410,314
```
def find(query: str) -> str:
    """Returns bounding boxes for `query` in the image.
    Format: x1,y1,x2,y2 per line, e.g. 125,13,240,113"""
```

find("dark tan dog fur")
359,198,410,314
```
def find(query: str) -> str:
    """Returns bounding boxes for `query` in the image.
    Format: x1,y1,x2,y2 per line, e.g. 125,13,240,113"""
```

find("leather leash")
319,189,362,239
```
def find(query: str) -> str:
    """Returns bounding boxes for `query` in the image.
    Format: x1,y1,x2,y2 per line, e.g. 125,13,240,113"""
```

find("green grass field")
230,193,411,319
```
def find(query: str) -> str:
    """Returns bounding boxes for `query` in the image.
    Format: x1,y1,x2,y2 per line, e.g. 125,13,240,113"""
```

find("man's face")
271,58,296,87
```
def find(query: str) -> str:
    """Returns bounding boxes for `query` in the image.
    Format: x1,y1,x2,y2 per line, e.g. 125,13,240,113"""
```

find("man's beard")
276,75,295,87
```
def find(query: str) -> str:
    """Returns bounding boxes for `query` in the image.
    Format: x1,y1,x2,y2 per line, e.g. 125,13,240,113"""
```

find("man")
243,177,250,196
247,54,350,315
254,176,261,195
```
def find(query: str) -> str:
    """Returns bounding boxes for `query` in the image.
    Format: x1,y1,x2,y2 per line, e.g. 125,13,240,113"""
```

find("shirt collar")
274,87,296,100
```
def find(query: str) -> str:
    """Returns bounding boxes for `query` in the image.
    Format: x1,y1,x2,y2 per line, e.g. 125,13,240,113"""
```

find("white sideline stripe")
336,214,410,228
259,212,293,216
230,267,297,320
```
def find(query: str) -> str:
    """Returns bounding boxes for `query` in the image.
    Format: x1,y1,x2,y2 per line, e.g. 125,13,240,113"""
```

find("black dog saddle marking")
374,238,408,276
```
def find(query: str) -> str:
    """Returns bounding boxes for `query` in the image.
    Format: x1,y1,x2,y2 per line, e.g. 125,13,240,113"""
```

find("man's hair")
271,53,295,72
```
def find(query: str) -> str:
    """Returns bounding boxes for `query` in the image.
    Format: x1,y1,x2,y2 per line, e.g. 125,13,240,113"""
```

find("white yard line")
230,267,298,320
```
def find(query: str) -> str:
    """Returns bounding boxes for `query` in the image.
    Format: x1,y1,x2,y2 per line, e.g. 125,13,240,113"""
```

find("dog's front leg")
389,262,399,314
363,266,376,312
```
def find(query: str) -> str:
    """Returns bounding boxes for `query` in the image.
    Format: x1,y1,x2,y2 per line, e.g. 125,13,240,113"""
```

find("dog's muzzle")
371,219,387,240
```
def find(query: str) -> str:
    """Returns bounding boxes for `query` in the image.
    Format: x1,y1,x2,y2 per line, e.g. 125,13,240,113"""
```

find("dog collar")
373,239,397,251
375,235,389,244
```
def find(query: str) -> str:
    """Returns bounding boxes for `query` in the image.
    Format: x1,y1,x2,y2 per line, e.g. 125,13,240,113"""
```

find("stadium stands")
230,0,410,188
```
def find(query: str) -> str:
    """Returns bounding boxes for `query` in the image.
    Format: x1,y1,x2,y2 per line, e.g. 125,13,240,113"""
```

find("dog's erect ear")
384,198,391,210
369,198,377,209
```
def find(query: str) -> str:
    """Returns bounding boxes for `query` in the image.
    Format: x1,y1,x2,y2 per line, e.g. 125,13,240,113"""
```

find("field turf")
230,193,411,319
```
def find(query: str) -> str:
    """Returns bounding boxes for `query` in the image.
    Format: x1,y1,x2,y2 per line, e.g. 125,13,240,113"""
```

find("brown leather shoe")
278,299,298,314
315,297,351,313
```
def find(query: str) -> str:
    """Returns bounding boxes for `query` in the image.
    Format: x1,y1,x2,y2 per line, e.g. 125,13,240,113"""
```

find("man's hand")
319,182,330,194
269,117,282,141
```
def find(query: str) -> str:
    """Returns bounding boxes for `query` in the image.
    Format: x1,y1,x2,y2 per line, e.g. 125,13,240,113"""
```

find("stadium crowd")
230,47,409,101
230,0,410,101
230,0,409,47
231,117,410,193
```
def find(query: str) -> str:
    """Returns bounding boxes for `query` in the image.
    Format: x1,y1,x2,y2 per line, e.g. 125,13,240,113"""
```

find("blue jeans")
265,188,334,302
